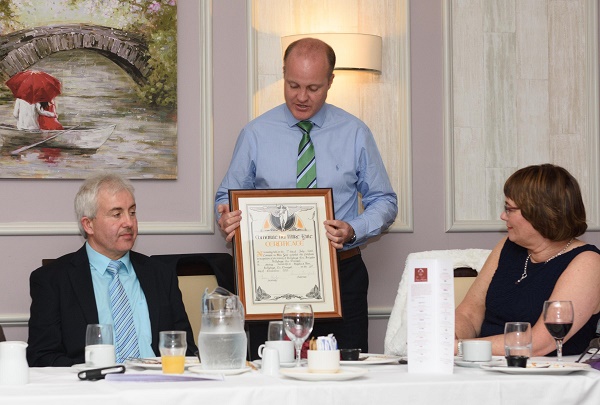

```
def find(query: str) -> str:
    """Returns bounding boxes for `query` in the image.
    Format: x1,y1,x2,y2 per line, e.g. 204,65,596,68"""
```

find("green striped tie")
296,121,316,188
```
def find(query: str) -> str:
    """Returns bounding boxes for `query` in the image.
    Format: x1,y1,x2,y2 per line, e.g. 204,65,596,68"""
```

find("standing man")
27,173,197,367
215,38,397,352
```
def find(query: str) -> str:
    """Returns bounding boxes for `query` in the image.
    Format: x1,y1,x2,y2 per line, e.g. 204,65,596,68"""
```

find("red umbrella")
5,70,62,104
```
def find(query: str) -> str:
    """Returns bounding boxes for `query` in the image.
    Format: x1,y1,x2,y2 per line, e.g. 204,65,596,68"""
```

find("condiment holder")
307,334,340,373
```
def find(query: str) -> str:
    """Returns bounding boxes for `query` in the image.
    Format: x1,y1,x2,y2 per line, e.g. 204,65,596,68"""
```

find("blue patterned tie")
296,121,317,188
106,260,140,363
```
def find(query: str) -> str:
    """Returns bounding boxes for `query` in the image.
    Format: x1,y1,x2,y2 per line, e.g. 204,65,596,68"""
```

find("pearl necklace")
515,238,574,285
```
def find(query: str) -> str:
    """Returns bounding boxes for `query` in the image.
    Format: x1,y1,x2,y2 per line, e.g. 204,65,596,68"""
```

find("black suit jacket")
27,245,198,367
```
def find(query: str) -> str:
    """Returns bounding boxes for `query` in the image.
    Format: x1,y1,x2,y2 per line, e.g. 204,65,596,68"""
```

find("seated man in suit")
27,173,197,367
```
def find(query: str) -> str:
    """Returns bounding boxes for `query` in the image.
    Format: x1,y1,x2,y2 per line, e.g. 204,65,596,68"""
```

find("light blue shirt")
87,243,155,358
215,103,398,247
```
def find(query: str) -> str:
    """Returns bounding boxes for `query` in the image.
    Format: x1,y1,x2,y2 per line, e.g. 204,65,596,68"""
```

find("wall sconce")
281,33,382,73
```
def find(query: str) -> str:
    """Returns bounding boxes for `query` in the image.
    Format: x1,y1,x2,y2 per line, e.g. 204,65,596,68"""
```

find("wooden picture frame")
230,188,341,321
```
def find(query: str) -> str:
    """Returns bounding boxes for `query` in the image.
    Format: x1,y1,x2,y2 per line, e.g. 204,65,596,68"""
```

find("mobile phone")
77,365,126,381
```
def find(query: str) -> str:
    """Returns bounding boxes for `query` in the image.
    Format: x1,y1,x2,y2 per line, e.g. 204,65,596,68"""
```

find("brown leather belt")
337,247,361,261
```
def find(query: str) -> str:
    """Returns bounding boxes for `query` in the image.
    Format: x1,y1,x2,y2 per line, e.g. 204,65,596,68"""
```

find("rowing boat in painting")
0,123,116,151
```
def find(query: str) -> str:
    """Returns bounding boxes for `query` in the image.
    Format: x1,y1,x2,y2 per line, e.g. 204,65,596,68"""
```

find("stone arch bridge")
0,24,150,85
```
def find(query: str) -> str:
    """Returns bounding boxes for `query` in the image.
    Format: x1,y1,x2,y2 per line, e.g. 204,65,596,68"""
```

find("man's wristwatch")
347,231,356,245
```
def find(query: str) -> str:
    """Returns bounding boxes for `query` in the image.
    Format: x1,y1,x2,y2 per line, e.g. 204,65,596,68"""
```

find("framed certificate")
229,188,341,321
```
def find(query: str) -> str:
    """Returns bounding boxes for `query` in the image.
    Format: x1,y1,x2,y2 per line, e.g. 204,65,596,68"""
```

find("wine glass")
282,303,314,367
543,300,574,362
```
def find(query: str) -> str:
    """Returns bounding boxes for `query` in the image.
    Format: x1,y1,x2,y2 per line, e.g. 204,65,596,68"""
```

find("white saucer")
253,359,305,368
124,357,199,370
454,356,505,368
188,365,251,375
481,361,591,375
279,366,368,381
340,353,402,365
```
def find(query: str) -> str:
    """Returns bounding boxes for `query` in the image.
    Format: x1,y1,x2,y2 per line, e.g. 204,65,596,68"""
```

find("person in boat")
12,98,57,130
38,100,63,130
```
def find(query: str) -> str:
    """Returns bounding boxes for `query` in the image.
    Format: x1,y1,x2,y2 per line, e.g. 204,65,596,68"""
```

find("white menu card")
407,258,454,374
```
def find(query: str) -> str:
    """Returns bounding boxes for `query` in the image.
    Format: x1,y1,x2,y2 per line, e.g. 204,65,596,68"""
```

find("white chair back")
384,249,491,356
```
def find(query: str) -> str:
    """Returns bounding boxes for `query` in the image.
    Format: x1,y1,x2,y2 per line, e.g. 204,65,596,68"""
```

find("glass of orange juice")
159,331,187,374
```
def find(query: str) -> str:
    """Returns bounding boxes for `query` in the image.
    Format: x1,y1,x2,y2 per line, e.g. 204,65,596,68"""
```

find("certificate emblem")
251,204,312,232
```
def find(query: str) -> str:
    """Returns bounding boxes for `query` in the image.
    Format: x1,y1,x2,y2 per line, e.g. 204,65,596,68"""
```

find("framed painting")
0,0,178,179
230,188,342,321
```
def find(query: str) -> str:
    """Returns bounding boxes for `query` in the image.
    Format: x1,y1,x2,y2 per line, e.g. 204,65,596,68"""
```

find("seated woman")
455,164,600,357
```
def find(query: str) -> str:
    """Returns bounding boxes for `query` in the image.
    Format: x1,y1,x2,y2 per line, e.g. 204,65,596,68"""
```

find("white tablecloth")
2,356,599,405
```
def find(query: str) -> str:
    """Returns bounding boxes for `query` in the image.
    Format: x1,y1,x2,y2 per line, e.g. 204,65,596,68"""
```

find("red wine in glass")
543,301,574,362
544,322,573,340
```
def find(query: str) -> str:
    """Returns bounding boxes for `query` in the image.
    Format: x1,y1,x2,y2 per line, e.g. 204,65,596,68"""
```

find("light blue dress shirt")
215,103,398,247
87,243,155,358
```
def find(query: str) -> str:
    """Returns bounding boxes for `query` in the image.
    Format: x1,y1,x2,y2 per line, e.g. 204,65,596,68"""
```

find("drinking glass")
159,331,187,374
543,300,574,362
282,303,314,367
85,324,115,367
268,320,285,341
504,322,532,368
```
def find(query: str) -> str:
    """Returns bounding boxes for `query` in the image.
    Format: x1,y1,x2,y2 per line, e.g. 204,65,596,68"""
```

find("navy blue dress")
480,239,600,355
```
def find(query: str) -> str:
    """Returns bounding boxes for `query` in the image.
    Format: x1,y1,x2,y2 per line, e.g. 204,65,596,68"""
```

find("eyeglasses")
503,204,520,215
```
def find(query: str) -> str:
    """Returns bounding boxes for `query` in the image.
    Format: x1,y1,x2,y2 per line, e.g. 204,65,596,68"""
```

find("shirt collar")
86,242,132,275
284,103,328,129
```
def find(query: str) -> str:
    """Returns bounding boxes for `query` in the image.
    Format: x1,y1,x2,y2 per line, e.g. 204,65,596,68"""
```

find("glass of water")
268,320,285,341
504,322,532,368
282,304,314,367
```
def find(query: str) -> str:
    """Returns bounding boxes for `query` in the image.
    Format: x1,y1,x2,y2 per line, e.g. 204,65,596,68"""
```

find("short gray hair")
74,173,135,238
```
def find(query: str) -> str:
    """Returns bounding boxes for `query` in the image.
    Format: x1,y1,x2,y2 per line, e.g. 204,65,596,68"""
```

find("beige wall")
1,0,599,354
446,0,599,231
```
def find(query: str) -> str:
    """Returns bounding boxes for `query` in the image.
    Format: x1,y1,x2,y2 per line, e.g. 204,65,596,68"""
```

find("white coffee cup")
462,340,492,362
260,347,280,376
85,324,116,367
307,350,340,373
258,340,294,363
